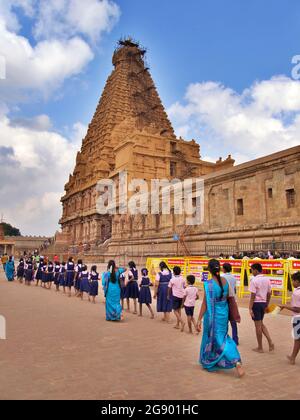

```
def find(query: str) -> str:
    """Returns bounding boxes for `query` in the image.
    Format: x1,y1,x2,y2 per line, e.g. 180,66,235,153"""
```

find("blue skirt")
125,281,139,299
42,272,48,283
17,267,24,277
59,273,66,286
138,287,152,304
54,273,60,285
75,277,81,290
157,283,173,313
65,271,75,287
89,280,99,297
120,286,126,300
47,272,54,283
80,278,90,293
36,269,43,280
25,269,33,281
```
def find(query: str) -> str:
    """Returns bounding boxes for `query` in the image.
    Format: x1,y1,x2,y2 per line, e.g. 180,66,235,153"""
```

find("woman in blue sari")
102,260,126,322
5,256,15,282
197,259,245,378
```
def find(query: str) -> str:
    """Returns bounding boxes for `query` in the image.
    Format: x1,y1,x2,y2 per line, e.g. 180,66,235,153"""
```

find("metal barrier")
146,257,300,304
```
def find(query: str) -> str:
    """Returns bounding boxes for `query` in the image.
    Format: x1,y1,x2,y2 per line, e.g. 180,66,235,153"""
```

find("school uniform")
249,274,272,321
75,264,83,291
80,271,90,294
120,273,126,300
35,262,44,281
156,270,173,313
138,277,152,304
47,263,54,283
54,264,61,286
17,261,25,278
89,272,99,297
183,285,199,317
125,268,139,299
168,275,186,310
58,265,66,287
65,261,75,287
41,264,48,283
24,262,34,282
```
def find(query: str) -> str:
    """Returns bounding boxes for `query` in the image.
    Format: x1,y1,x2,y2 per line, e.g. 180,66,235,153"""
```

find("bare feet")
174,325,180,330
287,356,296,365
269,344,275,353
151,315,154,319
236,363,245,378
252,348,264,354
181,322,185,332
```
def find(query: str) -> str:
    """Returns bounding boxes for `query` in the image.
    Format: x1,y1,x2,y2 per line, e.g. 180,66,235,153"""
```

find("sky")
1,0,300,236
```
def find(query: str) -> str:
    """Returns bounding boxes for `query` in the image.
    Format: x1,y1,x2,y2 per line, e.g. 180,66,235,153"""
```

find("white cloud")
0,18,94,101
34,0,121,43
168,76,300,163
0,112,85,236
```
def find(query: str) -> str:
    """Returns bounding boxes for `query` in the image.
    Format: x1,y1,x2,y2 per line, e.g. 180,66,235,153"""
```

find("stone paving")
0,269,299,400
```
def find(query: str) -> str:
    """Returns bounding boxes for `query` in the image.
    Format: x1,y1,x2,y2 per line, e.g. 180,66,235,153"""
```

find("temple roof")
65,39,175,195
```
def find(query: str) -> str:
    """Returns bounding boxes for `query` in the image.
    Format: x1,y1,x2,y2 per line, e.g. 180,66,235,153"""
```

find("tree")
1,223,21,236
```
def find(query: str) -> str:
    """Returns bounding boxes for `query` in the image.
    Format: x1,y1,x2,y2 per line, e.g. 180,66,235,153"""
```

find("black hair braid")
214,269,224,299
108,260,116,284
208,259,224,299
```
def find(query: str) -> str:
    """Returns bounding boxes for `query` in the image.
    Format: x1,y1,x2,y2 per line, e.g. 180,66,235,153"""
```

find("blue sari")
102,269,125,321
200,280,241,372
5,261,15,282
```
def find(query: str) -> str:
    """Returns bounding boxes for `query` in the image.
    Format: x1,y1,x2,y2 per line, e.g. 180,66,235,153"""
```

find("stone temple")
60,39,300,261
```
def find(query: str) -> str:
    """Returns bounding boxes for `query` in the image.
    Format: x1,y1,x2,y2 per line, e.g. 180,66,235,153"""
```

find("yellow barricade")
146,257,187,284
241,260,289,304
146,257,245,293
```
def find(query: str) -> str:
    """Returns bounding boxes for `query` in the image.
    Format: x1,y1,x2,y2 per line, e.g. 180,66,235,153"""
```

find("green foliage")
1,223,21,236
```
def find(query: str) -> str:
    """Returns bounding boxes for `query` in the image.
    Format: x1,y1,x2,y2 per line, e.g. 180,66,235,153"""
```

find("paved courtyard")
0,269,299,400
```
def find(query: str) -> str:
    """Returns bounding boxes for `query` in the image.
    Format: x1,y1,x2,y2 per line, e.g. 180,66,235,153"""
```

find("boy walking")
249,263,275,353
279,272,300,365
182,275,200,334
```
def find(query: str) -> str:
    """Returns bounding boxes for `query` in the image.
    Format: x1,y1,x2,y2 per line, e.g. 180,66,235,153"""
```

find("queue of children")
6,256,300,370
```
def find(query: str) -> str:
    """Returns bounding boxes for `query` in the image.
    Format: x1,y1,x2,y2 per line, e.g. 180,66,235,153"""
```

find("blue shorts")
252,302,267,321
173,296,183,311
184,306,195,317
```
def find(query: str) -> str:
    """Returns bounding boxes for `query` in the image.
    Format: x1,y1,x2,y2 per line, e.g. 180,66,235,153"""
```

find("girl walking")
154,262,173,322
138,268,154,319
17,258,25,284
89,265,99,304
65,257,75,297
125,261,139,314
54,261,61,292
58,262,66,293
24,259,34,286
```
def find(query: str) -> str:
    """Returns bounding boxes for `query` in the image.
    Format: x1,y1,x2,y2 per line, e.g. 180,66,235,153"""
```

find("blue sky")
12,0,300,133
1,0,300,235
